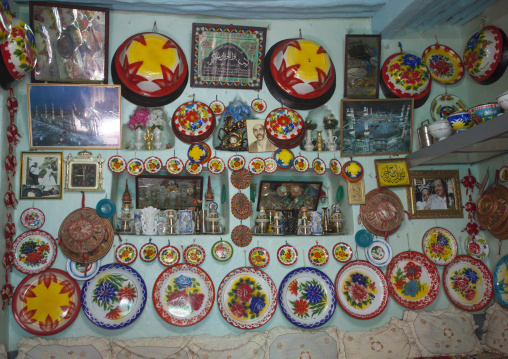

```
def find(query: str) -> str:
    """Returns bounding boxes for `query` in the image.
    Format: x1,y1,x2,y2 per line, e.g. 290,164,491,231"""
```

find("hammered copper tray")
59,208,106,254
477,185,508,231
360,188,404,237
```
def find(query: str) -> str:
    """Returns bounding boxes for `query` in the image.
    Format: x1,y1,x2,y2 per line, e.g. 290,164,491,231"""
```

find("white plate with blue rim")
365,239,392,267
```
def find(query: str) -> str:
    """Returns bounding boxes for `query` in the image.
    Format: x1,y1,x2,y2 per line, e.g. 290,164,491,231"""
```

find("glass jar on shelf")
297,207,311,235
330,203,345,234
204,201,224,234
254,206,269,234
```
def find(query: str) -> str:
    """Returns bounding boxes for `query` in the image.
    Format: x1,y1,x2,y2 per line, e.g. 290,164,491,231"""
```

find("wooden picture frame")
340,98,413,157
20,151,63,200
406,170,463,219
65,150,104,192
374,158,410,188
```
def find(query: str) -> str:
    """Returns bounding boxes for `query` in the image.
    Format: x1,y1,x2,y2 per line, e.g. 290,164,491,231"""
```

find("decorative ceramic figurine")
178,209,195,235
311,211,323,235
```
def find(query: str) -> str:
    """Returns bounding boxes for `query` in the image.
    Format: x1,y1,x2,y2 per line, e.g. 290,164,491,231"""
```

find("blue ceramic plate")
274,148,294,169
96,199,116,218
342,160,364,182
493,254,508,307
355,229,373,247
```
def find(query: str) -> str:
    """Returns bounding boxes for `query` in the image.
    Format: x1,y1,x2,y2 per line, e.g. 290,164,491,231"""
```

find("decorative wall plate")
184,244,206,266
365,240,392,267
20,208,45,230
127,158,144,176
386,251,440,310
251,98,267,113
264,158,277,173
166,157,184,175
335,260,389,319
499,166,508,182
158,245,180,267
249,247,270,268
279,267,336,328
66,259,101,281
217,267,278,329
208,157,225,175
277,244,298,266
228,155,246,171
308,245,329,266
265,108,304,142
274,148,294,169
248,158,265,175
312,158,326,175
293,156,309,172
430,93,467,121
96,199,116,219
355,229,374,247
185,160,203,175
422,227,458,266
333,242,352,263
231,225,253,247
140,242,158,262
153,263,215,327
466,236,489,260
12,230,57,275
443,255,493,312
12,269,81,336
231,193,252,220
330,159,342,176
81,263,147,329
115,243,138,265
144,156,162,174
230,168,252,189
422,44,465,84
493,254,508,307
211,240,233,261
210,100,225,115
108,155,126,173
342,160,364,182
172,101,216,144
188,142,211,164
359,188,405,237
59,208,105,255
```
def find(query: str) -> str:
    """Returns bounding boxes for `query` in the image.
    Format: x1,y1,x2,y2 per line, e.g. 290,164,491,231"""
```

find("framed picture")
374,158,410,188
344,35,381,99
340,98,413,157
406,170,463,219
347,179,366,204
246,119,276,153
20,151,63,200
27,84,122,149
65,150,104,192
136,175,204,210
30,1,109,84
191,23,267,90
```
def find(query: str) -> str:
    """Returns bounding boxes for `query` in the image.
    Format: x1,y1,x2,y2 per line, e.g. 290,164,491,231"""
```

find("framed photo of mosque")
340,98,413,157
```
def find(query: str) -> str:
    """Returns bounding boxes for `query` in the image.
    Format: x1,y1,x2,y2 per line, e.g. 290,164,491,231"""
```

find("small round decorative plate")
308,245,329,266
20,208,45,230
184,244,206,266
422,44,465,84
335,260,389,319
217,267,278,329
499,166,508,182
274,148,294,169
127,158,144,176
386,251,440,310
66,259,101,281
422,227,458,266
108,155,126,173
208,157,225,175
365,240,393,267
115,243,138,265
153,263,215,327
279,267,336,328
330,159,342,176
12,230,58,275
355,229,373,247
277,244,298,266
430,93,467,121
443,255,494,312
166,157,184,175
466,236,489,260
265,107,304,141
333,242,353,263
228,155,245,171
493,254,508,307
185,160,203,175
312,158,326,175
264,158,277,173
144,156,162,174
249,158,265,175
172,101,216,143
249,247,270,269
96,199,116,218
230,168,252,190
210,100,225,115
81,263,147,329
12,269,81,335
211,240,233,261
188,142,211,164
251,98,267,113
293,156,309,172
140,242,158,262
231,224,253,247
231,193,252,220
342,160,364,182
159,245,180,267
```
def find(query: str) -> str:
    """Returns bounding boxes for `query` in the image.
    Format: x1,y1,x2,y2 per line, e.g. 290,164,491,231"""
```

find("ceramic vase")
153,127,162,150
134,127,144,150
140,206,159,235
325,128,338,151
304,130,314,151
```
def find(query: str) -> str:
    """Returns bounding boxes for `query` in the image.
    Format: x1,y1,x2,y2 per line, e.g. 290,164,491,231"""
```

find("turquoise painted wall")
3,2,508,350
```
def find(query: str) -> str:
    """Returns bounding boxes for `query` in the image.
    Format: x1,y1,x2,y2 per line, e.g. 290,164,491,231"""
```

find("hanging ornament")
461,168,478,195
1,283,14,310
251,98,267,113
210,99,225,116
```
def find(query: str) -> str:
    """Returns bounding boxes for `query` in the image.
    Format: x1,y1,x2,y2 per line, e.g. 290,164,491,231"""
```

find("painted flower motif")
464,268,478,284
430,242,445,254
465,287,476,301
249,296,266,315
189,292,204,311
389,63,401,72
105,306,122,320
305,284,323,304
444,328,454,339
182,110,199,128
403,281,419,297
371,341,383,352
404,262,422,280
400,70,422,85
143,248,155,258
289,280,298,296
464,52,478,69
452,275,469,292
437,234,449,247
394,279,406,289
236,282,253,302
167,289,188,308
95,282,117,303
403,54,421,68
37,244,50,252
467,32,481,51
430,59,451,76
230,302,246,318
348,282,368,304
351,272,367,286
26,251,43,264
293,298,310,316
174,275,193,290
117,285,136,301
284,251,292,261
21,241,37,255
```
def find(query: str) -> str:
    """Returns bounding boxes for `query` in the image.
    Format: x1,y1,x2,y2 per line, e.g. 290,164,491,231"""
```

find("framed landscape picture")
20,151,63,200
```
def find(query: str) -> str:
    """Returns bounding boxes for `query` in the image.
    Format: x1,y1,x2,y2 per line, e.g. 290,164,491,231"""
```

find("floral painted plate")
12,269,81,335
188,142,211,164
293,156,309,172
230,168,252,190
312,158,326,175
81,263,147,329
333,242,353,263
184,244,206,266
466,236,489,260
387,251,440,309
249,247,270,269
108,155,126,173
210,100,225,115
443,255,493,312
265,108,304,141
166,157,184,175
153,263,215,326
144,156,162,174
140,242,158,262
115,243,137,265
422,44,465,85
493,254,508,307
185,160,203,175
127,158,144,176
12,230,57,275
430,93,467,121
342,160,364,182
274,148,294,169
308,245,329,266
264,158,277,173
249,158,265,175
277,244,298,266
159,245,180,267
364,240,392,267
211,240,233,261
172,101,216,142
228,155,245,171
251,98,267,113
231,225,253,247
217,267,278,329
231,193,252,220
279,267,336,328
422,227,458,266
335,260,389,319
66,259,101,281
20,208,45,230
330,159,342,176
208,157,225,175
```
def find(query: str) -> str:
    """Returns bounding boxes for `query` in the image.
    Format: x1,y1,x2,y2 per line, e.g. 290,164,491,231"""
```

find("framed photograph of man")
246,119,276,153
20,151,63,200
406,170,463,219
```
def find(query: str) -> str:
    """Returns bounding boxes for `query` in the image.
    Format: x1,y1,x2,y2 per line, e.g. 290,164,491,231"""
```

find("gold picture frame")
19,151,63,200
348,179,365,205
65,150,104,192
374,158,410,188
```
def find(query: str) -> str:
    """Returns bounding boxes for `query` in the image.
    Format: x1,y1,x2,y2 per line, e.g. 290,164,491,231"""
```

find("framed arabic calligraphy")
374,158,410,188
191,23,267,90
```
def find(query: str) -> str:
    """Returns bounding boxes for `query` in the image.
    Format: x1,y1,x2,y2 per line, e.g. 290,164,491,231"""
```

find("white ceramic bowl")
428,120,453,141
497,91,508,111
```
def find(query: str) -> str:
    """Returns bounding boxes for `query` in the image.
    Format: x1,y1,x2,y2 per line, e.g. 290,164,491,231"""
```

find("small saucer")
355,229,373,247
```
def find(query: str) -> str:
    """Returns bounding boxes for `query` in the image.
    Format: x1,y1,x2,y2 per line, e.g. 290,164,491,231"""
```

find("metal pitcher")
417,119,433,149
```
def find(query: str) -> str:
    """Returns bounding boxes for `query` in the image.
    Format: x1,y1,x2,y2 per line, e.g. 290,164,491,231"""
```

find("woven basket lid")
360,188,404,237
59,207,106,254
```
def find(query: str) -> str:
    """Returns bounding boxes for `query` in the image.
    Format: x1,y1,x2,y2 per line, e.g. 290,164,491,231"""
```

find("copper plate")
360,188,405,237
477,185,508,232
